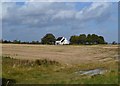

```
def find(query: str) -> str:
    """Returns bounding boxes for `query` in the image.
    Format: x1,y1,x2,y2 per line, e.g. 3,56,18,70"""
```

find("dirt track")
2,44,118,65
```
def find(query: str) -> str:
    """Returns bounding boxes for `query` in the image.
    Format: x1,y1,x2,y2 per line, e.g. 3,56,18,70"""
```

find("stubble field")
2,44,118,65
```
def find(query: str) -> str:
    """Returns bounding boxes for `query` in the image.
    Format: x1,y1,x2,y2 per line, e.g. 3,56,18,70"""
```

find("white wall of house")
55,37,69,45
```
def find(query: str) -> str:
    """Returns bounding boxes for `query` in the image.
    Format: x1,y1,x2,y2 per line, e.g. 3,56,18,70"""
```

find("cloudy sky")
1,1,118,43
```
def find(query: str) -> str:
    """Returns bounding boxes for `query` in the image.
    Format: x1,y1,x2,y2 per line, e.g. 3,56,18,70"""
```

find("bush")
35,59,59,66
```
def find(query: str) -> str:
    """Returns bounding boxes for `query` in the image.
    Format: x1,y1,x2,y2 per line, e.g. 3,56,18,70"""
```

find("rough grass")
2,56,118,84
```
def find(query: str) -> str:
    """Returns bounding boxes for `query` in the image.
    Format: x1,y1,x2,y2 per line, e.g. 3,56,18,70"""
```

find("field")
2,44,119,84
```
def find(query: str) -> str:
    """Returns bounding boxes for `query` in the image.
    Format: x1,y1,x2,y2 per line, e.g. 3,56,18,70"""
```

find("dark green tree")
13,40,21,44
30,41,40,44
3,40,9,43
86,34,92,44
41,33,56,45
69,35,79,44
79,34,86,44
91,34,99,44
70,34,106,45
98,36,105,44
112,41,117,45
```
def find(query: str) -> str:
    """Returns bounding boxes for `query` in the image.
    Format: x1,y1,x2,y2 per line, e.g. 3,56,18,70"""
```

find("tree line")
1,33,117,45
0,40,41,44
70,34,106,45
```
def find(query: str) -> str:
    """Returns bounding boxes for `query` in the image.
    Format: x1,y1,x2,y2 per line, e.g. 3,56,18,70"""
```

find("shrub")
35,59,59,66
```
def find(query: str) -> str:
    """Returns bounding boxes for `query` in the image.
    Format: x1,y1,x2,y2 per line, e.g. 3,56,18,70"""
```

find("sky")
1,1,118,43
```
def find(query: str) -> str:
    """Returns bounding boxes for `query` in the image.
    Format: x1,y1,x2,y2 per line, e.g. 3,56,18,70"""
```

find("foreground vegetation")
2,56,118,85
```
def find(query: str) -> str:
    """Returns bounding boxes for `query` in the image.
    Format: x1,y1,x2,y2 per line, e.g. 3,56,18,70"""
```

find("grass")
2,56,118,84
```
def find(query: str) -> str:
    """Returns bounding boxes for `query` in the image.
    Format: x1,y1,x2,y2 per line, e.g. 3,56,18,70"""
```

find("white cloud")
1,2,112,31
52,10,76,20
50,2,111,23
75,2,111,21
2,2,17,19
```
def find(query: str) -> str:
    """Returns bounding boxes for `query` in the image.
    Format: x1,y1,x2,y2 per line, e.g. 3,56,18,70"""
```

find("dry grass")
2,44,118,65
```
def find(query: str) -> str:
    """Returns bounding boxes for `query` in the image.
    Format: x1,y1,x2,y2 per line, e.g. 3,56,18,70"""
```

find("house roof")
56,37,63,41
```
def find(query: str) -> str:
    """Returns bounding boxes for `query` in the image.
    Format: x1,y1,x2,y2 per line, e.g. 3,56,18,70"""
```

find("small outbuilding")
55,37,69,45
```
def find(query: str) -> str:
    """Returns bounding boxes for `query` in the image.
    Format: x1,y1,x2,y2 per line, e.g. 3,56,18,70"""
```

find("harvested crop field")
2,44,118,65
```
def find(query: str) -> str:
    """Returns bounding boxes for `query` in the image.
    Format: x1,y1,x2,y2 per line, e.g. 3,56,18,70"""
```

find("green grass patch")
2,56,119,84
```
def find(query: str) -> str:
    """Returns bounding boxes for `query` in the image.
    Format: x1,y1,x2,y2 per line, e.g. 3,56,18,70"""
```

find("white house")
55,37,69,45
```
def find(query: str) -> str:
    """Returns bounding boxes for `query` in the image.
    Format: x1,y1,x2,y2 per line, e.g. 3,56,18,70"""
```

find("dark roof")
56,37,63,41
61,38,65,42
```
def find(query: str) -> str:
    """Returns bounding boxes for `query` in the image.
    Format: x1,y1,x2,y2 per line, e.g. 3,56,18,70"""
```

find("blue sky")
1,2,118,43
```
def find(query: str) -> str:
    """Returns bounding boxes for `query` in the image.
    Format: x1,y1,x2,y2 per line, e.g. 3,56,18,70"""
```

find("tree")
86,34,92,44
3,40,8,43
86,34,105,44
79,34,86,44
41,33,56,45
31,41,40,44
69,35,79,44
13,40,21,44
3,40,12,43
91,34,99,44
112,41,117,45
98,36,105,44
